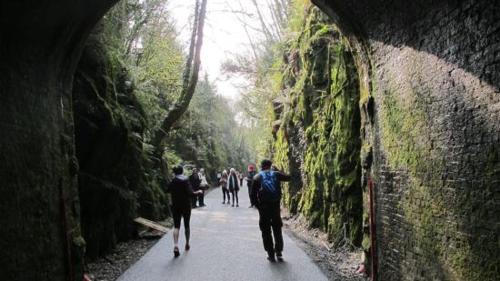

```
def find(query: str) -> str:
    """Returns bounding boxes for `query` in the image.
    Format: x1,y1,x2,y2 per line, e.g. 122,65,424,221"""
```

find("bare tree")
151,0,208,159
221,0,289,71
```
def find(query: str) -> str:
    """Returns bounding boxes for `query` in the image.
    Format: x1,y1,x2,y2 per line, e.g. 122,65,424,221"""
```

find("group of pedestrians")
218,168,243,207
166,159,290,262
218,165,259,208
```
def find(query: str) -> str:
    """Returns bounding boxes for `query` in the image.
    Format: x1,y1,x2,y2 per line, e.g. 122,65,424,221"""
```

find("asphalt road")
117,182,328,281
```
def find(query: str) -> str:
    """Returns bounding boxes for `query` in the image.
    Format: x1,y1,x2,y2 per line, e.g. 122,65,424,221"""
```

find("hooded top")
168,175,197,210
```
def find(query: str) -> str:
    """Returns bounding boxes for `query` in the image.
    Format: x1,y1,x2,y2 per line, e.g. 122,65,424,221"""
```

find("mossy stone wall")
73,28,168,259
273,7,363,245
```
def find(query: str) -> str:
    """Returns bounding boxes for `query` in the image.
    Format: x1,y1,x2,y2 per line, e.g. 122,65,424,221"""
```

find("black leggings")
222,188,231,202
172,207,191,230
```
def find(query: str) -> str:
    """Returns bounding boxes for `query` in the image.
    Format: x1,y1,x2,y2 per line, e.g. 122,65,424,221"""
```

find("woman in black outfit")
227,168,240,207
168,165,202,257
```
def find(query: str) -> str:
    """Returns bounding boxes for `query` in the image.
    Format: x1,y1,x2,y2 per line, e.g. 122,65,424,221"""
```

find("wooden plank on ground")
134,217,169,233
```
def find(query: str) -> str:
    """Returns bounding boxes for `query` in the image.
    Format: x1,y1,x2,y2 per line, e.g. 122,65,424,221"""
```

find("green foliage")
287,0,311,32
165,75,253,181
132,19,184,139
102,0,185,141
114,0,252,181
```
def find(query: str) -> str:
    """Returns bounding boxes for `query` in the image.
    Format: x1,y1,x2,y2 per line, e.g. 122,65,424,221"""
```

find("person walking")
189,168,201,208
220,170,230,204
246,164,257,208
251,159,290,262
167,165,202,257
198,168,209,207
227,168,240,207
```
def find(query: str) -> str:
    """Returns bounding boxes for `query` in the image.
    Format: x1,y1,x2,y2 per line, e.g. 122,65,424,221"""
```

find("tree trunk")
151,0,208,155
0,1,116,280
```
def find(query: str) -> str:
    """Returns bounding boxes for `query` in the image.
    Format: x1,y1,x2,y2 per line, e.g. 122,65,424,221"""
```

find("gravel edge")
283,212,369,281
85,237,161,281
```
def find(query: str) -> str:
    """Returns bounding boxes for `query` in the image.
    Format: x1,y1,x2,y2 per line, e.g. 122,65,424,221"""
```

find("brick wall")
314,0,500,280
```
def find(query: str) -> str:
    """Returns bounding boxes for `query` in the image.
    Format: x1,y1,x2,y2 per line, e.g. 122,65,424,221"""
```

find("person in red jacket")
246,164,257,208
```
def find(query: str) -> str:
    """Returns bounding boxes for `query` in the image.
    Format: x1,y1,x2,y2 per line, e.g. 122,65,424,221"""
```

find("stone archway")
0,1,117,280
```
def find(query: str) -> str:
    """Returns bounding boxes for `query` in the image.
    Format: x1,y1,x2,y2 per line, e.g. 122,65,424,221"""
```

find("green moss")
379,91,429,170
274,129,292,205
378,81,499,280
272,6,362,246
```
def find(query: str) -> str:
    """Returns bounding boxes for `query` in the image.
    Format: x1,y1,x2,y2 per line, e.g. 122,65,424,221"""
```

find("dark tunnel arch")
0,1,499,280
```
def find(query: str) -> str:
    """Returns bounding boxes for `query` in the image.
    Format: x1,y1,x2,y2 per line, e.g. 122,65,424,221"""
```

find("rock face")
312,0,500,280
73,28,168,259
273,7,363,247
0,1,116,280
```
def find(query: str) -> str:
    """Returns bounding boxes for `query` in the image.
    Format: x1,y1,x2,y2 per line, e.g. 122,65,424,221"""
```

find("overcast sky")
166,0,272,101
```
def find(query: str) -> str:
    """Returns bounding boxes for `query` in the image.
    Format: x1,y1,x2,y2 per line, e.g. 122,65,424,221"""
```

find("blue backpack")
258,171,280,203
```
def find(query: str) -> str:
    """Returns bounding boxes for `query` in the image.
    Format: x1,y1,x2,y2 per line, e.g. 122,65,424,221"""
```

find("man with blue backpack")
251,159,291,262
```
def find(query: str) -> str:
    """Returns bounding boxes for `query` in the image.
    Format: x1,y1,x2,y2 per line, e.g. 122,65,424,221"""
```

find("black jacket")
168,175,197,210
246,171,257,188
189,173,201,191
228,174,239,190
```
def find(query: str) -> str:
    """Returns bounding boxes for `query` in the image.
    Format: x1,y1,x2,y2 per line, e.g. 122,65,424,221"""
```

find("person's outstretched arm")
186,181,202,196
277,171,291,182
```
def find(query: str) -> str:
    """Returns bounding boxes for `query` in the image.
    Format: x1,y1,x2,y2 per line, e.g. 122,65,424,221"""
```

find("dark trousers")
258,202,283,254
198,191,205,206
230,188,239,205
248,185,255,206
222,188,230,202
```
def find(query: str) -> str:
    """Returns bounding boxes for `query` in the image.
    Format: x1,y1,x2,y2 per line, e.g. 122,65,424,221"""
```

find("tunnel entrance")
2,1,500,281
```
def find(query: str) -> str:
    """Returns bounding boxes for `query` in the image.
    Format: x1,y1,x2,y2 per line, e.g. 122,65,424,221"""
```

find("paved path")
118,183,328,281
